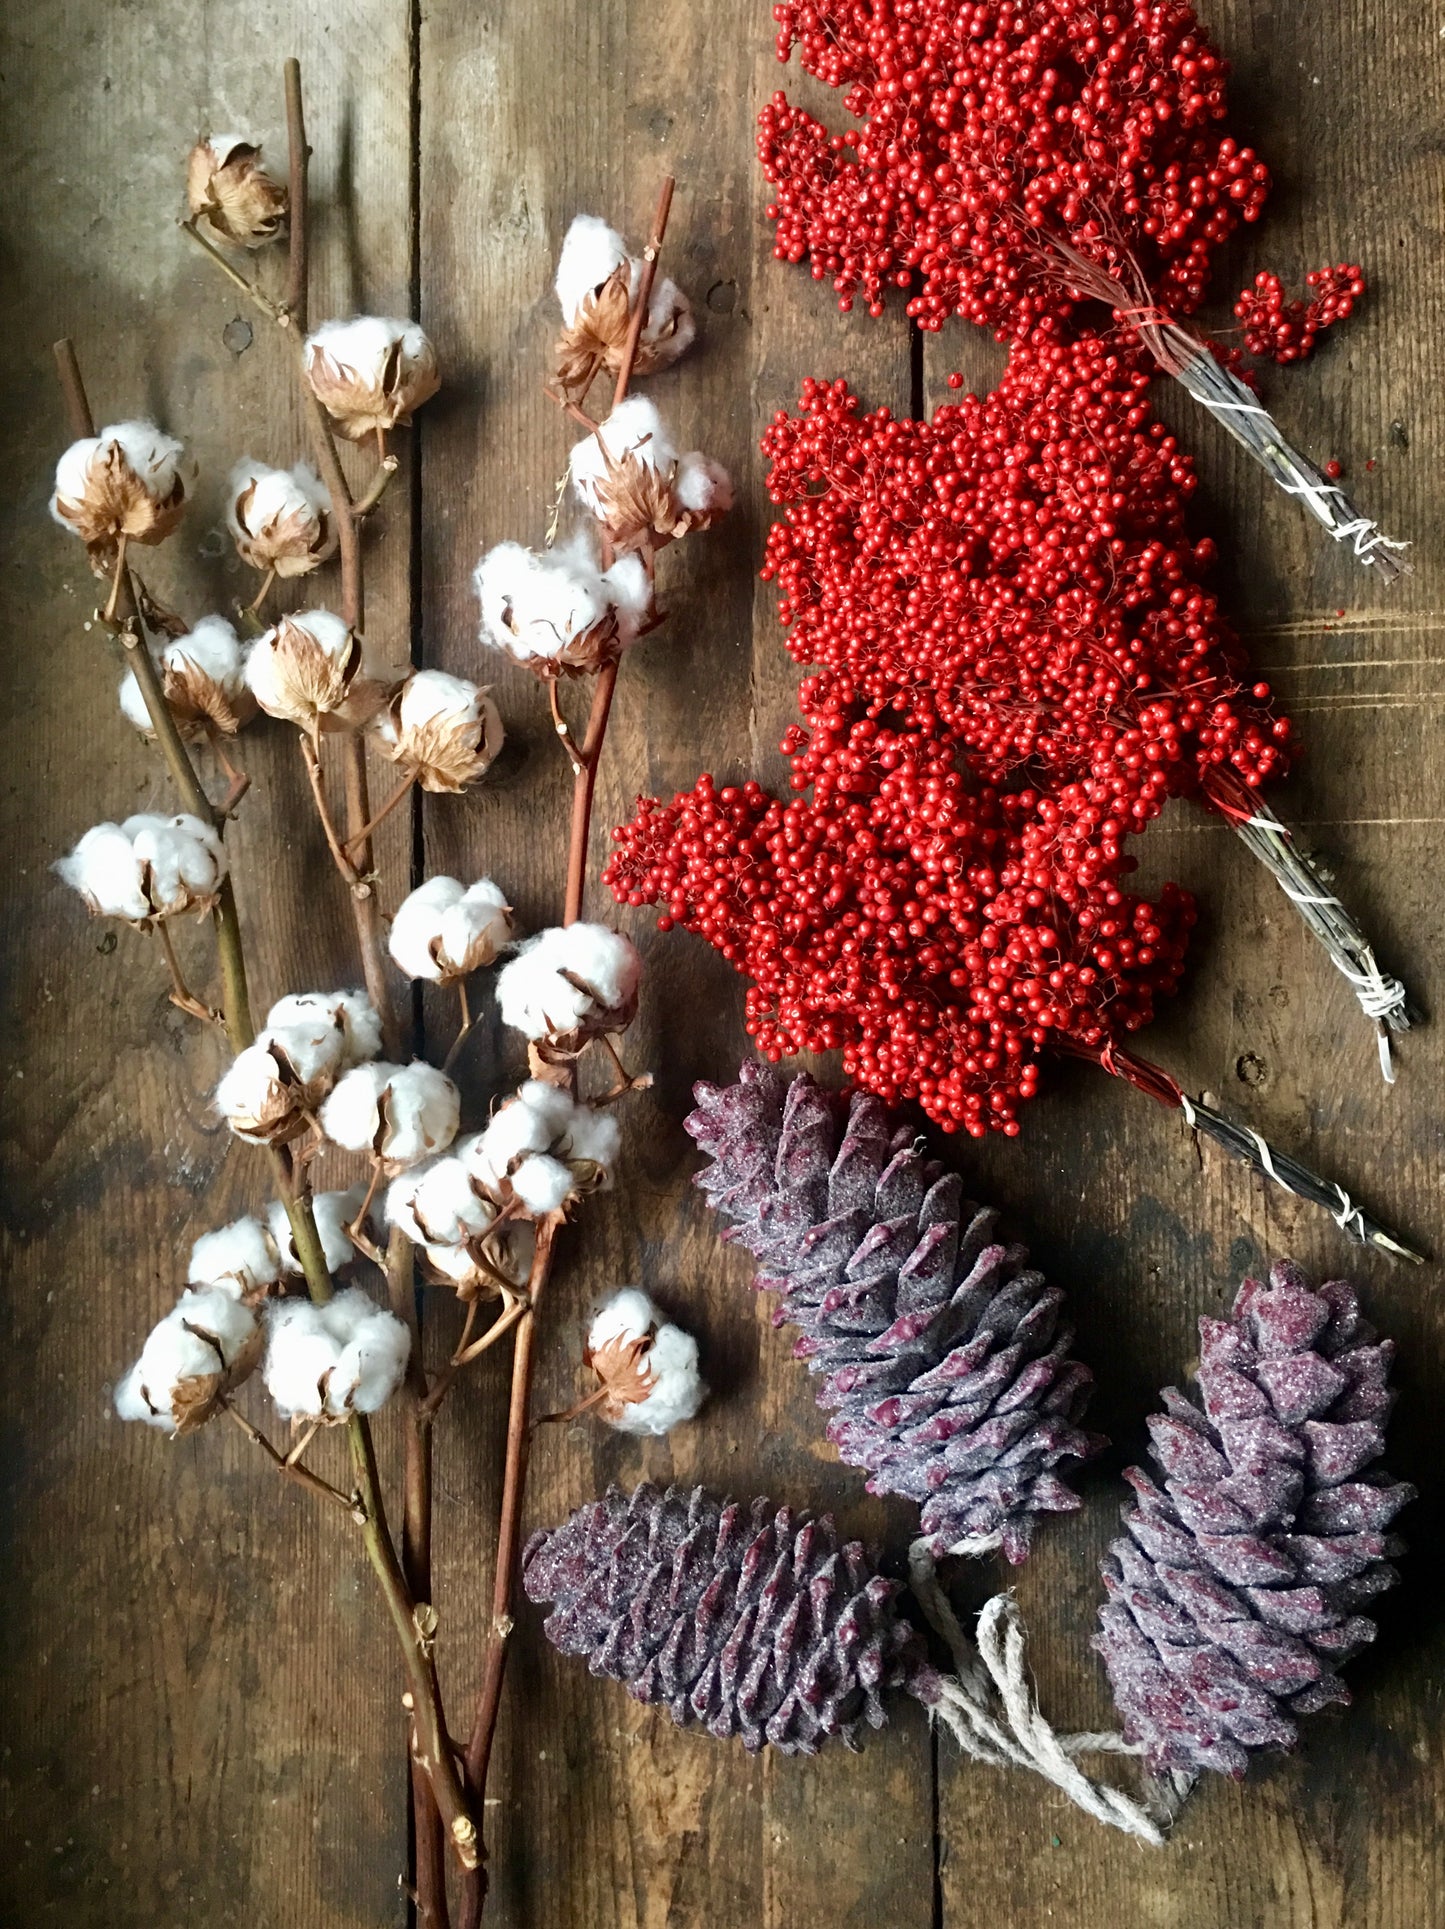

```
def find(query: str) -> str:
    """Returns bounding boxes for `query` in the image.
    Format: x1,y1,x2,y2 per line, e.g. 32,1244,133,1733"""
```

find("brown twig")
299,733,363,884
53,337,255,1054
343,764,418,861
282,56,309,329
221,1399,361,1516
154,920,223,1027
457,176,676,1929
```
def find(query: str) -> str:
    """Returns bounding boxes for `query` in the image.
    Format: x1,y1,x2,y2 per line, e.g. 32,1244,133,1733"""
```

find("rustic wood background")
2,1,1442,1924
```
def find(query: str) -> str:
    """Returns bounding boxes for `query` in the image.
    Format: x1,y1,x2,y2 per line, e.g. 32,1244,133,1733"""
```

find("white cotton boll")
262,1288,410,1418
618,1323,706,1436
587,1286,662,1354
267,989,381,1068
570,396,677,511
187,1215,282,1299
123,813,227,913
465,1091,555,1192
555,214,631,321
584,1287,706,1437
215,1040,289,1141
601,553,653,644
226,459,332,577
119,615,252,739
474,540,612,665
261,1017,346,1091
304,317,439,440
495,923,641,1044
377,669,504,794
559,1102,621,1178
385,1156,493,1247
388,875,463,981
320,1062,460,1167
244,607,365,727
56,813,225,923
397,669,477,732
116,1287,260,1433
509,1154,575,1216
674,451,735,517
52,422,192,548
55,821,150,921
266,1186,368,1277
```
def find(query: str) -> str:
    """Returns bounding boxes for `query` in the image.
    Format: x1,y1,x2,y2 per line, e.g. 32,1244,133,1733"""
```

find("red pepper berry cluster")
758,0,1270,332
762,339,1291,851
606,765,1195,1139
1233,264,1366,366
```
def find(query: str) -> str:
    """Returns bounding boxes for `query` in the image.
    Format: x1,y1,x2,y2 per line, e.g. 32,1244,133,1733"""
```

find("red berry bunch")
762,338,1292,847
605,762,1195,1138
1233,264,1366,365
758,0,1270,332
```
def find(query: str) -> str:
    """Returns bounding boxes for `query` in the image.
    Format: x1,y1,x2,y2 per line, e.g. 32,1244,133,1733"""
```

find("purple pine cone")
523,1482,935,1754
1095,1261,1414,1779
686,1063,1104,1562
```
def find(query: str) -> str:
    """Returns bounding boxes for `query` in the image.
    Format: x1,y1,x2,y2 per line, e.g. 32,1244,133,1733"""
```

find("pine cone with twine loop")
1095,1261,1414,1779
522,1480,937,1754
685,1064,1103,1562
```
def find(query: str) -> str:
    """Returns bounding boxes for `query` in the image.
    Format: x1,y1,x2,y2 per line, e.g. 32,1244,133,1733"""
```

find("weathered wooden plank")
916,3,1445,1924
416,2,933,1923
0,6,417,1922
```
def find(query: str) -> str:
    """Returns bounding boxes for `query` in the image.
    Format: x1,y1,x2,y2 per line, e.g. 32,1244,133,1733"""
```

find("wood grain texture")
2,0,1443,1925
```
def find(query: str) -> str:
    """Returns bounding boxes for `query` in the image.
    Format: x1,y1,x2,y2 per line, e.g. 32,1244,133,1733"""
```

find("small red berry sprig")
1235,265,1366,366
757,0,1408,577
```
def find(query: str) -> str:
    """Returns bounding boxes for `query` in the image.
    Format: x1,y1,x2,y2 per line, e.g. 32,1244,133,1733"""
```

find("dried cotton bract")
474,535,651,679
495,922,640,1054
553,213,696,397
51,422,193,558
227,460,333,578
464,1080,620,1216
245,608,385,731
373,670,503,793
303,317,439,441
585,1287,706,1437
186,135,288,249
320,1061,460,1169
119,615,255,739
389,875,515,984
114,1288,261,1435
262,1288,410,1421
187,1215,284,1303
570,397,732,553
57,812,227,925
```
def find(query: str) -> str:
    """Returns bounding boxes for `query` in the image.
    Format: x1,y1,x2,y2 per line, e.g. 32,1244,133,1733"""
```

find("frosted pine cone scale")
523,1481,934,1754
1095,1262,1413,1778
686,1064,1103,1562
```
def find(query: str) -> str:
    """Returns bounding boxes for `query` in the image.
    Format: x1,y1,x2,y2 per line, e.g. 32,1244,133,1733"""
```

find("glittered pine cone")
1095,1261,1414,1779
686,1064,1103,1563
523,1481,935,1754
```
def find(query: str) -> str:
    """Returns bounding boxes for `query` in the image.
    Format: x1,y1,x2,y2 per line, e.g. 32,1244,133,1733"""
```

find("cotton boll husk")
119,614,252,739
555,214,631,322
615,1323,705,1436
186,135,288,248
226,458,332,577
509,1154,575,1216
187,1215,283,1299
385,1156,494,1247
642,275,696,364
304,317,440,439
266,1185,369,1277
55,821,150,921
245,608,390,730
51,421,193,550
116,1287,261,1433
320,1061,460,1167
214,1032,325,1145
266,989,382,1068
674,451,735,518
377,669,504,793
474,539,615,669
